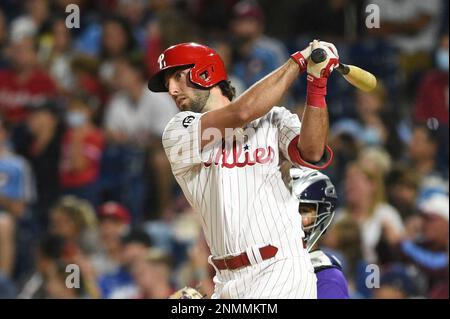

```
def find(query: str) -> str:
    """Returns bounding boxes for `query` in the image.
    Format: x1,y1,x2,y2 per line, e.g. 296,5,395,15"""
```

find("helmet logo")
158,54,167,70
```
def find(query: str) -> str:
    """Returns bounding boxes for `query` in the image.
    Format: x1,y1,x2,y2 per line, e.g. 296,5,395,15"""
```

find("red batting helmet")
148,42,228,92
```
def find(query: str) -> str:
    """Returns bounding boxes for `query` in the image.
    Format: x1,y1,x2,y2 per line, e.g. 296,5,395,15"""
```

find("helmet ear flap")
191,62,221,88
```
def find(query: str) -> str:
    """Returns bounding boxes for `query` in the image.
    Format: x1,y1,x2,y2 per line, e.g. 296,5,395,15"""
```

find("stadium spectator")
397,193,449,299
15,100,63,232
17,234,67,299
414,32,449,176
386,165,421,221
98,228,151,299
407,124,448,194
414,33,449,126
230,0,288,89
90,201,131,276
130,248,174,299
336,161,405,264
373,264,420,299
104,56,177,221
368,0,443,94
0,116,36,280
59,94,105,205
48,196,99,255
9,0,49,42
0,35,56,125
99,16,140,90
38,17,75,93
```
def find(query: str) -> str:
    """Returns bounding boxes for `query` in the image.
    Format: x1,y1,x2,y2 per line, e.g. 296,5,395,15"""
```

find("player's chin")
179,100,192,112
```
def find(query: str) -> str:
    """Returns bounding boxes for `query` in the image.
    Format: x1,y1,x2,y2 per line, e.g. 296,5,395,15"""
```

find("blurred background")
0,0,448,299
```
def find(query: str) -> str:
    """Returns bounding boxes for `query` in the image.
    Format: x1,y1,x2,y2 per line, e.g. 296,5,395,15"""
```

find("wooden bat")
310,48,377,92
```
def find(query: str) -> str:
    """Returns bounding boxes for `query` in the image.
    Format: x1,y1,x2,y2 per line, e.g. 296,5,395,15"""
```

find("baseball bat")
310,48,377,92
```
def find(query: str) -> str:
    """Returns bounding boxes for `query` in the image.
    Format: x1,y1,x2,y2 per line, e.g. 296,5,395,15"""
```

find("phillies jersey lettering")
204,141,275,168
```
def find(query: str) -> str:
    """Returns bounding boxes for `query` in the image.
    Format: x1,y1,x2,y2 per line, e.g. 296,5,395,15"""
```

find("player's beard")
187,89,210,113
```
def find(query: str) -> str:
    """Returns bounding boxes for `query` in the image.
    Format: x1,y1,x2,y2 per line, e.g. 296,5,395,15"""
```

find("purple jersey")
310,250,350,299
316,267,350,299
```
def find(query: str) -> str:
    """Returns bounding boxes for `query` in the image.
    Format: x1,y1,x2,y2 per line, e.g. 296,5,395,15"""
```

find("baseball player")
291,168,350,299
148,40,339,298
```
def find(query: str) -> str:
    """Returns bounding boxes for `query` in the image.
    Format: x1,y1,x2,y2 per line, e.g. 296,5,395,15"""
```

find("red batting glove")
290,44,312,74
306,40,339,108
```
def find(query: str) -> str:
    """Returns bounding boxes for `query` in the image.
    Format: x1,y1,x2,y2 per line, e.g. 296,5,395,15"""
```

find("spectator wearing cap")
0,115,36,280
8,0,49,43
387,193,449,299
14,100,64,232
230,0,289,89
90,202,131,277
97,228,152,299
59,94,105,206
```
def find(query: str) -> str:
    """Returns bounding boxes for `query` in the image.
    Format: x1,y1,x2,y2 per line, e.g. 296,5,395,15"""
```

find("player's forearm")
297,106,329,163
231,59,300,124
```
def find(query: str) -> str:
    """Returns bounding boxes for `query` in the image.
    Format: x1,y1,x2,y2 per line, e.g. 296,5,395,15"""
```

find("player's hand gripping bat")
310,48,377,92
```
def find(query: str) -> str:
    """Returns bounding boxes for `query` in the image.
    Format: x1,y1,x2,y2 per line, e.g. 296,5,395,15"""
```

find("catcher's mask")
291,168,337,252
148,42,227,92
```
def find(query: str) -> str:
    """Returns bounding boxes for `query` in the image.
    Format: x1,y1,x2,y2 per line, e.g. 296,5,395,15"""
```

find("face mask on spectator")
66,111,87,128
436,48,449,72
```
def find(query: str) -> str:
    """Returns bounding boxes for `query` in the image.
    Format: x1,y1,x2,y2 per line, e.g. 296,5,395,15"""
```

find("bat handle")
336,63,350,75
310,48,327,64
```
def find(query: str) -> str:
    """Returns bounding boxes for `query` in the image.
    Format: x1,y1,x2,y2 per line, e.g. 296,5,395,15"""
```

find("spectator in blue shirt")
0,115,36,280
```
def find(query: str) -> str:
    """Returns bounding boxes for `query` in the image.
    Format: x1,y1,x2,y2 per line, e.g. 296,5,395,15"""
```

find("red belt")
212,245,278,271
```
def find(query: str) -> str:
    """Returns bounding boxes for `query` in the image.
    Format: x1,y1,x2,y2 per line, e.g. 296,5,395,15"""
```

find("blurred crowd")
0,0,448,299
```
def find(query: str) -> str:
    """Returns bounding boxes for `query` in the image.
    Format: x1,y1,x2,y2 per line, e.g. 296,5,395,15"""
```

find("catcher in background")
291,168,350,299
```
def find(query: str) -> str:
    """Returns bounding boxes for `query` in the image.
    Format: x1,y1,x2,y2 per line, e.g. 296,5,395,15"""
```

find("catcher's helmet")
148,42,227,92
291,168,337,252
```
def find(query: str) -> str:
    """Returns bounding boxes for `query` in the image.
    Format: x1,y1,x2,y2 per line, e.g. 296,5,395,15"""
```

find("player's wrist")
306,76,327,108
291,51,308,74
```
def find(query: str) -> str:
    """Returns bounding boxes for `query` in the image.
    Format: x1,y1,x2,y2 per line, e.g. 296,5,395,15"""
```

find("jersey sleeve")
162,111,204,176
273,107,333,170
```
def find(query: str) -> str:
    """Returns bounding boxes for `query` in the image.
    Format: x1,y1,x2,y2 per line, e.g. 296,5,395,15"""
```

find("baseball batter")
148,40,339,298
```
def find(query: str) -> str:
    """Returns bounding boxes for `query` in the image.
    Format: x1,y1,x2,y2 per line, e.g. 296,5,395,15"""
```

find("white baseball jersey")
162,106,328,298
